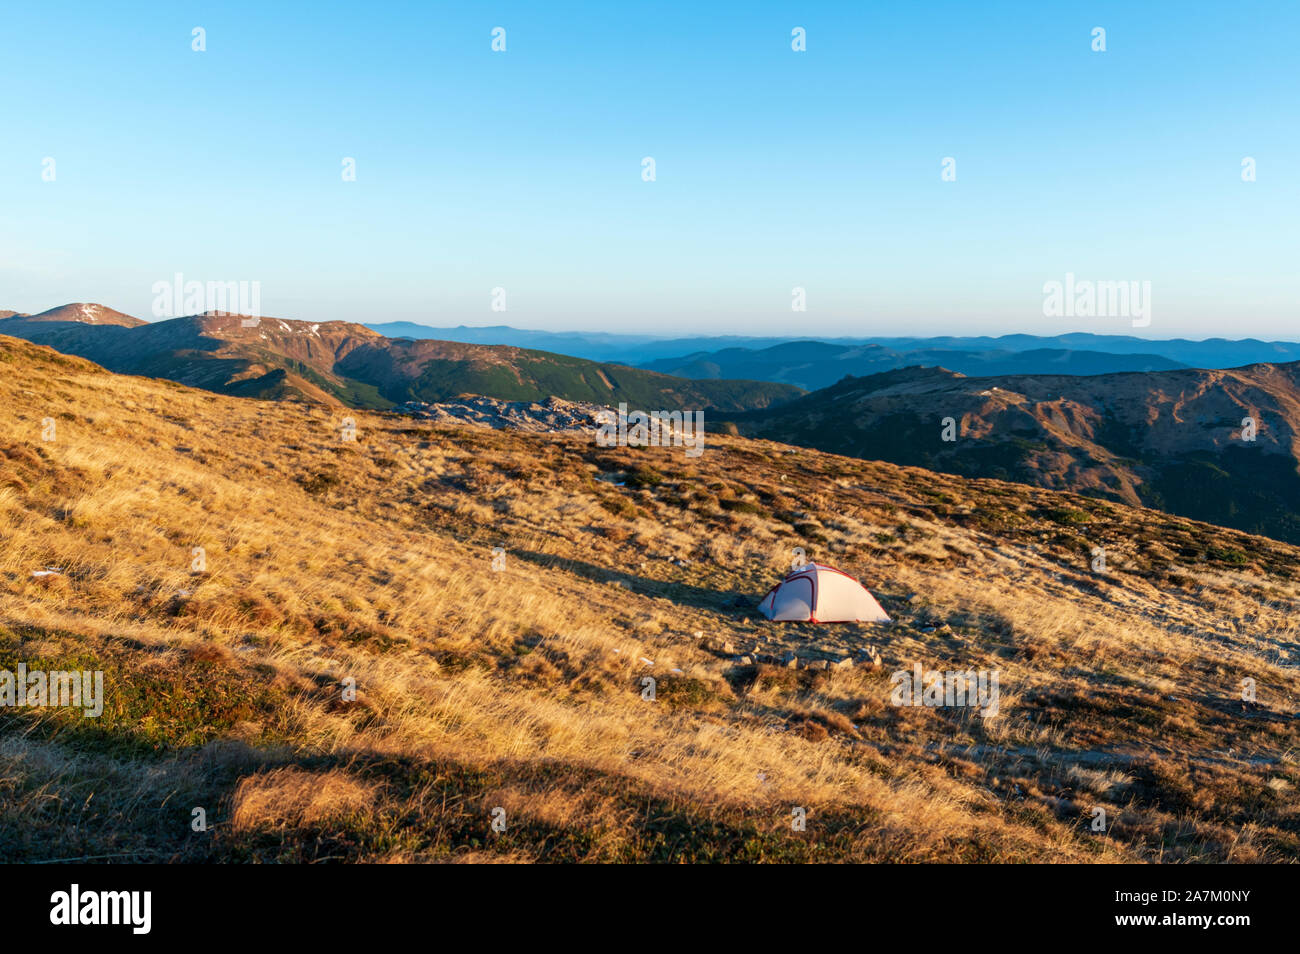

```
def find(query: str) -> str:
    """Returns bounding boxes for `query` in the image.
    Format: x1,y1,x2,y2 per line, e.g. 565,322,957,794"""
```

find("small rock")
856,646,883,669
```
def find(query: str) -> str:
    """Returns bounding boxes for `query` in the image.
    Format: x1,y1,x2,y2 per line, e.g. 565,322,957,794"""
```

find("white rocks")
391,396,610,433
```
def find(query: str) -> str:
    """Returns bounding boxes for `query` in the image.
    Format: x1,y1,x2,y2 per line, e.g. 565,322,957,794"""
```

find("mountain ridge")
361,320,1300,369
641,340,1190,388
721,360,1300,544
0,305,800,412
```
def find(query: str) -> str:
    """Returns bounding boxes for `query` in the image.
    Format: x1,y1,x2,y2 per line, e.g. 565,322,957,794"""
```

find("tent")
757,562,891,623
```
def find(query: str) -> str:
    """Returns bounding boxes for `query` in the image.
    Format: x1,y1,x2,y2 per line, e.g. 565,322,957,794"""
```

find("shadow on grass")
510,548,759,616
0,722,895,863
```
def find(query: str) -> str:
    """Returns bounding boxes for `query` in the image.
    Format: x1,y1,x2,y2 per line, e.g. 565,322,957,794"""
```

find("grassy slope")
2,333,1299,862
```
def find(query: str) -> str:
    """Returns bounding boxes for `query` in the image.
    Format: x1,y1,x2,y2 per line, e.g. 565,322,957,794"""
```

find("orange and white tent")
757,562,891,623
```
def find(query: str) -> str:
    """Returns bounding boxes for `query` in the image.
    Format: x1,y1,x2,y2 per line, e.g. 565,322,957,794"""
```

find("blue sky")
3,1,1297,338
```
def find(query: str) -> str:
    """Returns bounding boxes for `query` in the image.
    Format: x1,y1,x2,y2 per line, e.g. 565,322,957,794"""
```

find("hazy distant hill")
365,321,802,363
364,321,1300,370
722,362,1300,544
642,341,1187,389
0,305,800,412
872,333,1300,367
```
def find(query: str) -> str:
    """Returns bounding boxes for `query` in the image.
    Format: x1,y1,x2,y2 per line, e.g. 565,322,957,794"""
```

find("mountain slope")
334,336,800,409
723,362,1300,544
2,332,1299,863
0,307,800,412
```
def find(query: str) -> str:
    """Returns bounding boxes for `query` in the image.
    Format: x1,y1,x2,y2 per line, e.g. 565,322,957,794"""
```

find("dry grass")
1,334,1298,862
231,767,380,832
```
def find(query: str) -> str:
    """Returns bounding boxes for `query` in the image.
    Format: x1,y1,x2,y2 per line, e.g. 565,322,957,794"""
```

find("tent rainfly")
757,562,891,623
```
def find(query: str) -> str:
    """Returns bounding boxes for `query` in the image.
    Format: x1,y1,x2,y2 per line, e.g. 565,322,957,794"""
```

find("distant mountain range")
640,341,1187,389
364,322,808,364
0,305,799,412
720,362,1300,544
365,321,1300,374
